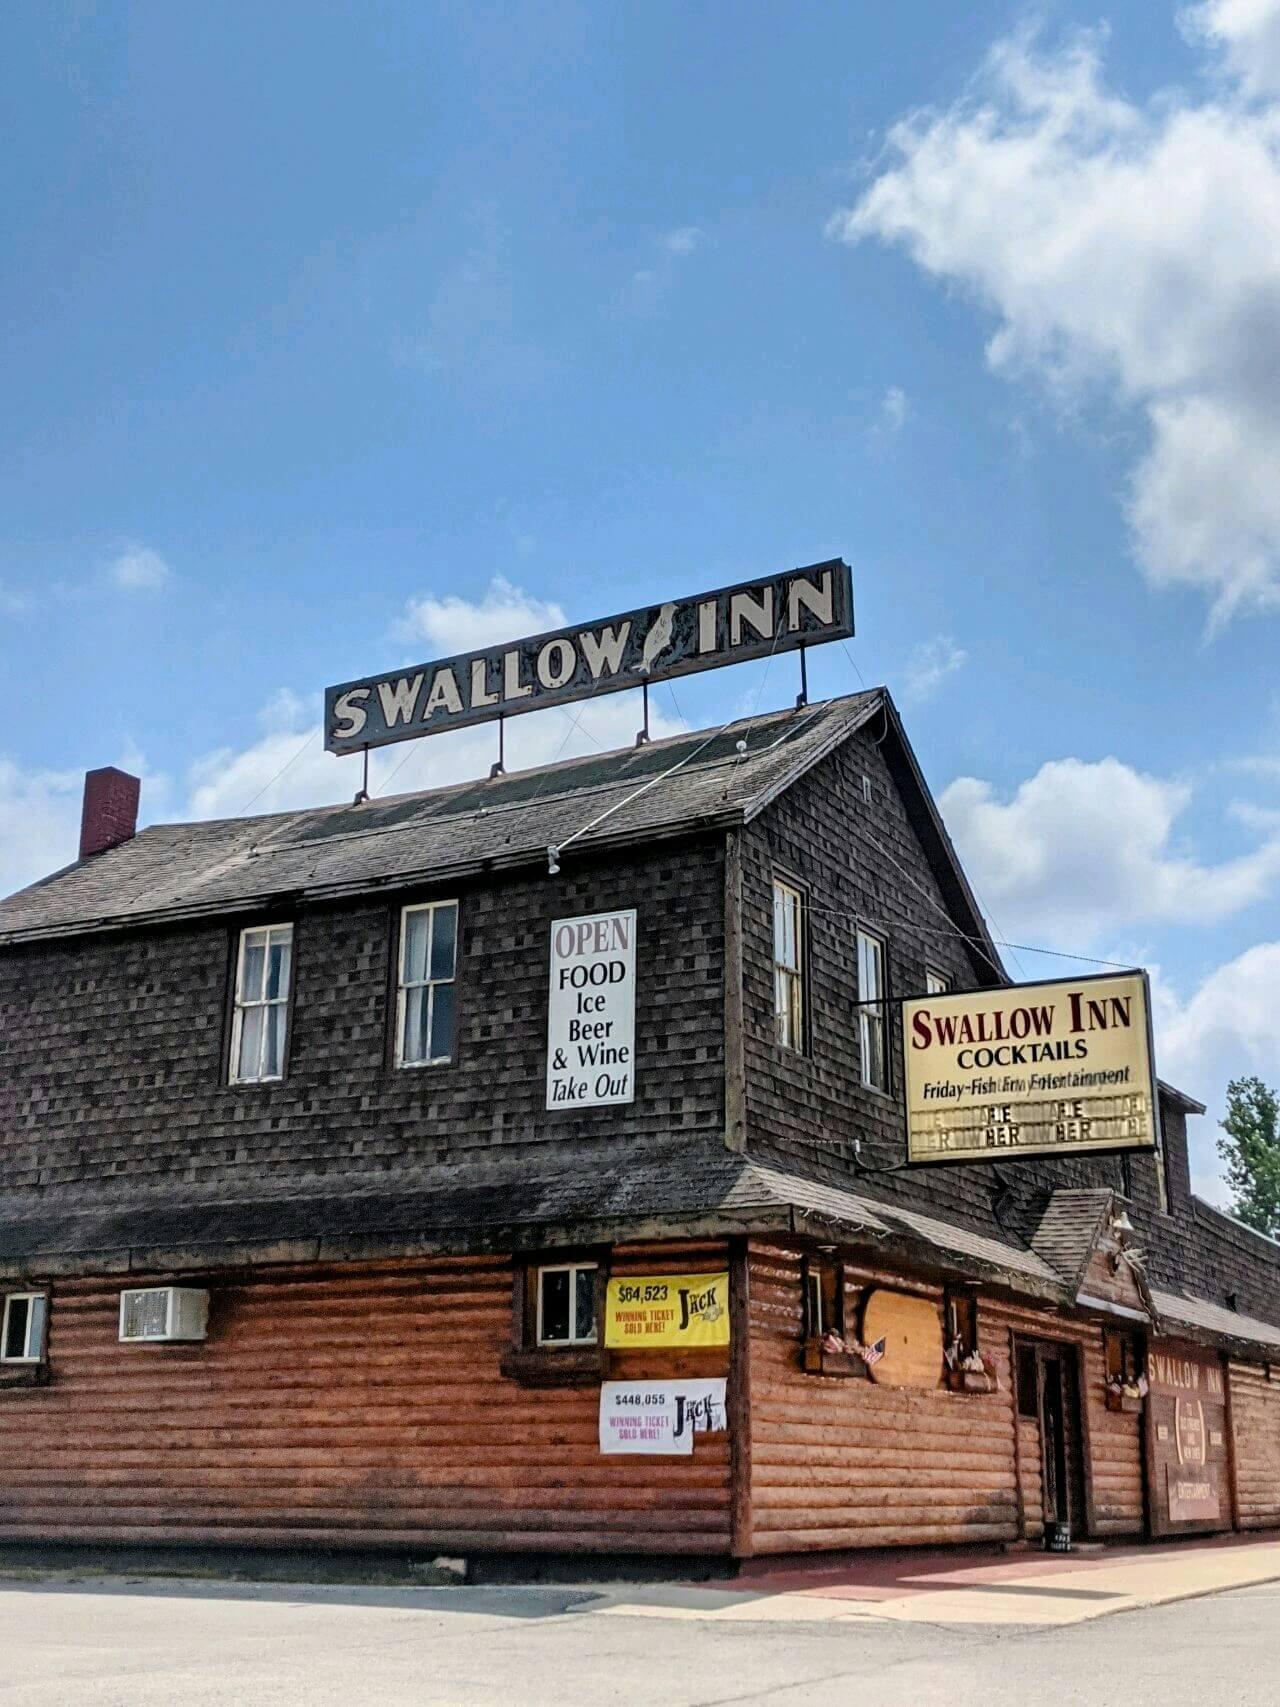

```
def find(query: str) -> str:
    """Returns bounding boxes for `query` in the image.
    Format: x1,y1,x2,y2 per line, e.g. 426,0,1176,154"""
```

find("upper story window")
925,967,950,996
230,924,293,1084
396,901,458,1067
857,927,889,1091
773,879,806,1052
1,1293,47,1363
536,1262,598,1346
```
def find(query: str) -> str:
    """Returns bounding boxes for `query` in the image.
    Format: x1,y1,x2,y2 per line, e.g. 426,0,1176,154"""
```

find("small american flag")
861,1336,886,1367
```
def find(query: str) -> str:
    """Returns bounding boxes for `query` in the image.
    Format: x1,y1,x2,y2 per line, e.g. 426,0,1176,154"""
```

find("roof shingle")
0,693,882,943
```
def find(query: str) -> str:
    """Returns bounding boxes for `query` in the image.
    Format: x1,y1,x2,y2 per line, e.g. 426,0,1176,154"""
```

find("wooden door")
1016,1340,1087,1538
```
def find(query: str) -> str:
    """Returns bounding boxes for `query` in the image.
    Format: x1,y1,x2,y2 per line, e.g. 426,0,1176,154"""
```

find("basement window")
1,1293,47,1364
396,901,458,1067
537,1263,598,1346
229,923,294,1083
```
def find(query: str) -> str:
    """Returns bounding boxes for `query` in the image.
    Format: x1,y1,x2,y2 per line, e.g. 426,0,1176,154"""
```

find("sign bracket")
635,680,651,747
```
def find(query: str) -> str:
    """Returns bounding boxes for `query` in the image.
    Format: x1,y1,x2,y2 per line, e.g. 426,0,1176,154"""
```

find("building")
1,689,1278,1567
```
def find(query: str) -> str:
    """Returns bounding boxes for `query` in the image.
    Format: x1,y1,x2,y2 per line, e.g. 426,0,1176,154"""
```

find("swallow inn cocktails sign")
325,559,854,753
902,971,1159,1165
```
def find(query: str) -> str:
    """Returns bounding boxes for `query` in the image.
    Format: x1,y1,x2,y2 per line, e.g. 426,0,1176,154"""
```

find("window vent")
119,1287,209,1344
861,774,873,805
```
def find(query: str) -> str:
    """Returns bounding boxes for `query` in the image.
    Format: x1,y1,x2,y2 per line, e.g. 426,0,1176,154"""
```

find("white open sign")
546,909,637,1110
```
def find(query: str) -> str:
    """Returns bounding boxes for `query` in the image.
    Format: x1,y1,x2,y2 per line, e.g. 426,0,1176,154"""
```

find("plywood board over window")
862,1289,943,1389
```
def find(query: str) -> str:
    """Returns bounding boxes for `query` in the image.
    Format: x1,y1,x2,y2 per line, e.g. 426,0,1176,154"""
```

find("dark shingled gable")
0,693,890,943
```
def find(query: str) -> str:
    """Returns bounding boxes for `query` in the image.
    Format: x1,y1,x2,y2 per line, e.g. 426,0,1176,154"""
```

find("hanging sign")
546,909,636,1108
324,559,853,754
604,1272,731,1348
902,971,1158,1165
598,1379,728,1455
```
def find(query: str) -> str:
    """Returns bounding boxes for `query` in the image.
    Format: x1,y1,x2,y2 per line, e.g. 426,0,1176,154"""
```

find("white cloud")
832,13,1280,624
395,576,567,654
1186,0,1280,98
0,759,85,898
902,634,965,702
940,756,1280,942
109,546,171,592
0,584,34,616
622,226,707,314
1151,941,1280,1197
878,385,909,434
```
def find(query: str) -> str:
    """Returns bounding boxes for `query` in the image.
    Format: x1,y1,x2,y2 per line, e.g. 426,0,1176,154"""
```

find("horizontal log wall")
1229,1362,1280,1531
1016,1413,1044,1541
0,1244,731,1556
745,1246,1145,1553
747,1247,1020,1552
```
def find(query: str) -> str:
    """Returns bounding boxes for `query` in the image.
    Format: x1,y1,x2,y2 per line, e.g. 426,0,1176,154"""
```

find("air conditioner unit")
118,1287,209,1344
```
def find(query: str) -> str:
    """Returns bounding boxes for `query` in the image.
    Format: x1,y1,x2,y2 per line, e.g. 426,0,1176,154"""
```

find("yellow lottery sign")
604,1273,731,1349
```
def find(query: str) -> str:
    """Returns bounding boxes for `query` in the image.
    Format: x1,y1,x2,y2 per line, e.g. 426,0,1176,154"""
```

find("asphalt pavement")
3,1571,1279,1706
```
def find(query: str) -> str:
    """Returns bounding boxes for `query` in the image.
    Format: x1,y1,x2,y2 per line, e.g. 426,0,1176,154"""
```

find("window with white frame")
536,1263,597,1346
857,927,889,1091
925,967,950,996
1,1293,47,1363
773,879,805,1051
396,901,458,1067
230,923,293,1084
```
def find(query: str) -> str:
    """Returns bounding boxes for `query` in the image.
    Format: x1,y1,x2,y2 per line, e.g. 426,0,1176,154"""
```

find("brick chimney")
79,767,141,859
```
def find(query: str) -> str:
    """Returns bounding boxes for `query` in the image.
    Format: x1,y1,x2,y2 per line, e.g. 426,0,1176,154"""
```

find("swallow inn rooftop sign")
325,559,854,754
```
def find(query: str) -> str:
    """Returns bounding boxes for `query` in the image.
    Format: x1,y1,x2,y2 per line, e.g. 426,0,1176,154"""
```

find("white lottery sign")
598,1379,728,1456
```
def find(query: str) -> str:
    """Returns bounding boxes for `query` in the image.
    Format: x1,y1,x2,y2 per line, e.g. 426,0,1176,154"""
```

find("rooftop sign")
324,559,853,754
902,971,1158,1166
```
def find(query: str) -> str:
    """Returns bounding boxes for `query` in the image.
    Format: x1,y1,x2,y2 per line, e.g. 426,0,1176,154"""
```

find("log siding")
744,1245,1146,1555
1228,1362,1280,1531
0,1245,732,1556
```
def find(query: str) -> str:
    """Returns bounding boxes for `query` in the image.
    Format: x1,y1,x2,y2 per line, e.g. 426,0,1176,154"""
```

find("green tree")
1218,1076,1280,1238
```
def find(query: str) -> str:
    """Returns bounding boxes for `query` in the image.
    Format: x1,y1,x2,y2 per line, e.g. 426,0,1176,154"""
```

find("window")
944,1290,977,1363
396,901,458,1067
230,924,293,1083
536,1263,598,1346
857,927,889,1091
773,880,805,1052
1,1293,47,1363
925,967,950,996
1104,1328,1144,1386
805,1259,842,1340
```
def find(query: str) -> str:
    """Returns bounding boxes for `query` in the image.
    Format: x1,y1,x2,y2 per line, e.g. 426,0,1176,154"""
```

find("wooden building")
1,690,1278,1567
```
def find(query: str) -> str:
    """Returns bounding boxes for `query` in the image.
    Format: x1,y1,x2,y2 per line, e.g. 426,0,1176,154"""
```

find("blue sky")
3,1,1279,1195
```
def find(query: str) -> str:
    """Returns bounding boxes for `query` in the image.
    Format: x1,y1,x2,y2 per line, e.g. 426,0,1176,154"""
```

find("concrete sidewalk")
576,1532,1280,1628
